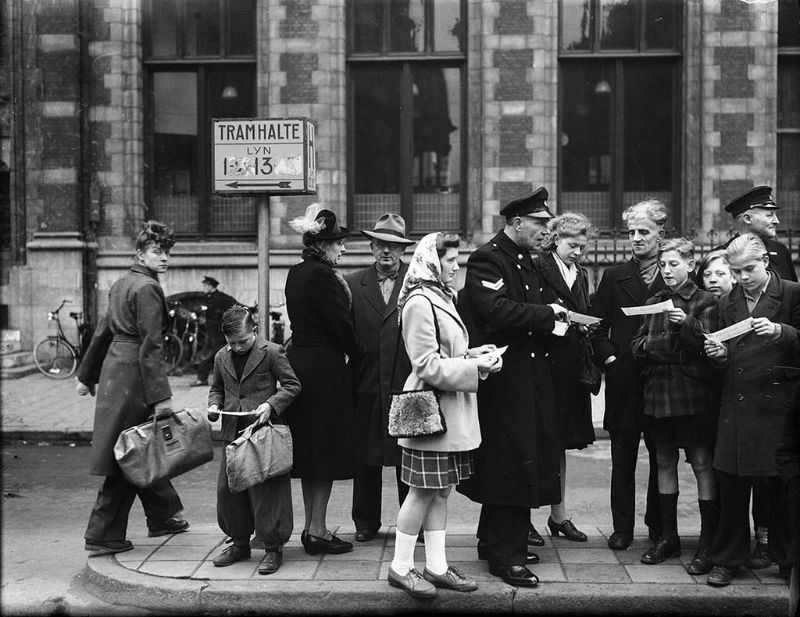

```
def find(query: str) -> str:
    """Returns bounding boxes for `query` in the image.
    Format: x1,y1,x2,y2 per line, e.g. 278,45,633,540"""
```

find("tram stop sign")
212,118,316,194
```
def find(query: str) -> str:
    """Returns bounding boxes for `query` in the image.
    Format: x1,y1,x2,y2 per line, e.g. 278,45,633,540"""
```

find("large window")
778,0,800,227
144,0,257,237
347,0,466,234
559,0,681,229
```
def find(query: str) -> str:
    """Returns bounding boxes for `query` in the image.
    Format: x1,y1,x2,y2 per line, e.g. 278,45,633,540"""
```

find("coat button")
525,284,530,290
516,264,522,270
528,331,533,336
737,367,744,375
530,352,536,358
518,254,523,260
737,394,744,401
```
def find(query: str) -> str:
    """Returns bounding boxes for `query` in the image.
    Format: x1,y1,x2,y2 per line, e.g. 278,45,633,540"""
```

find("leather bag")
388,295,447,439
113,408,213,488
225,419,293,492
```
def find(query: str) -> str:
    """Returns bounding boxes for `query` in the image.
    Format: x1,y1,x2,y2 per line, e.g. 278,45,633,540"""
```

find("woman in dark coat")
532,212,596,542
76,220,189,556
704,233,800,587
631,238,719,572
285,204,366,555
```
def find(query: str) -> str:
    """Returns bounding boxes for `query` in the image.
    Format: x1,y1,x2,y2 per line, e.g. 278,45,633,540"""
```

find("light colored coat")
398,286,481,453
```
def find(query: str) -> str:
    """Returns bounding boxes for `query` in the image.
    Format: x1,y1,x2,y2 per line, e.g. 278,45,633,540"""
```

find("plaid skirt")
400,448,474,489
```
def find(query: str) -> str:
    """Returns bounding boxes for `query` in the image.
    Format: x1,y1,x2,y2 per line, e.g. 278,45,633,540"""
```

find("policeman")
191,276,238,387
457,187,567,588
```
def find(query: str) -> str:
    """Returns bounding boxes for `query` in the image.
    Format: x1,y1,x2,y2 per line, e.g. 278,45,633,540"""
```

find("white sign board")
212,118,316,194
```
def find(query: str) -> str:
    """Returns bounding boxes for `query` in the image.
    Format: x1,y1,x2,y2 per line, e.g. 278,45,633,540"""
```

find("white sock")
424,529,448,575
391,529,418,576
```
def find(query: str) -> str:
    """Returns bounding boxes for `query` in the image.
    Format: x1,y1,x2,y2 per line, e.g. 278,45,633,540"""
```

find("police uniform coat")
589,259,666,432
345,262,410,467
456,230,561,508
284,254,366,480
713,273,800,477
78,264,173,476
534,252,596,450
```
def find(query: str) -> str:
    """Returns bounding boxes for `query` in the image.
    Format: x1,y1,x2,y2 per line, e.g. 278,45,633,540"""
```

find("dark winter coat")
776,385,800,565
284,254,366,480
589,258,666,432
208,337,301,442
534,252,595,450
713,273,800,476
456,230,561,508
345,262,410,468
203,289,238,350
630,281,718,419
78,264,172,476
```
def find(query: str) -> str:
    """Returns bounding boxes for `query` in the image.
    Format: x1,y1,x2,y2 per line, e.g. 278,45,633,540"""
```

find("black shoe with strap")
547,517,588,542
302,531,353,555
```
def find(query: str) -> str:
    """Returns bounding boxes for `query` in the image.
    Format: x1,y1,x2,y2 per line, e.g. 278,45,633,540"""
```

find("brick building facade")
1,0,798,349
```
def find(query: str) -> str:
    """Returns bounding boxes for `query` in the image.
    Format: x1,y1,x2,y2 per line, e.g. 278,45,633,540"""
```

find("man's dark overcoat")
78,264,173,476
589,258,666,432
345,263,411,468
713,274,800,477
284,255,366,480
456,230,560,508
534,251,595,450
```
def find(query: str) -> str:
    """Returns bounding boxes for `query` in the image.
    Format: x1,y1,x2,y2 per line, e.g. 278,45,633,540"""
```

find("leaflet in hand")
552,320,569,336
704,318,754,343
569,311,602,325
484,345,508,364
621,299,675,316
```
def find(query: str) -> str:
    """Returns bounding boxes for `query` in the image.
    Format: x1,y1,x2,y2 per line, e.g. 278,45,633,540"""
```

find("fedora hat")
361,213,416,245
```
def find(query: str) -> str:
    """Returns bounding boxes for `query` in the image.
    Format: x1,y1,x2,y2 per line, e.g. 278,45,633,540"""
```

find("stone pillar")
701,0,778,237
473,0,558,243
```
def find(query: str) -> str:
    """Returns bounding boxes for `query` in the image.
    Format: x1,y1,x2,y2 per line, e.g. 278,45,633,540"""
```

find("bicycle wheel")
34,337,78,379
162,333,183,372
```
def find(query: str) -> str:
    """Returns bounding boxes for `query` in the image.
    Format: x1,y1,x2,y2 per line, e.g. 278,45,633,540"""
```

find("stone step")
0,363,39,380
1,351,32,369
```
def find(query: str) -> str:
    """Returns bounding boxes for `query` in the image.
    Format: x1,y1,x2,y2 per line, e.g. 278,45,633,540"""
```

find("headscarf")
396,232,453,318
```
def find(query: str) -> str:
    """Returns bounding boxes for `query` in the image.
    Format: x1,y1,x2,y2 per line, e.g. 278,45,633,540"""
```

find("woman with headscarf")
386,232,502,599
284,204,366,556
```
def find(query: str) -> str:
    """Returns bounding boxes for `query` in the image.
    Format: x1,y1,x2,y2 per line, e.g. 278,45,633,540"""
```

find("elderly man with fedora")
457,188,568,587
345,213,416,542
191,275,238,387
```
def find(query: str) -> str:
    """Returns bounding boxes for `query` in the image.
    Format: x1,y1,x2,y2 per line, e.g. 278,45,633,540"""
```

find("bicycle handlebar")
51,299,72,314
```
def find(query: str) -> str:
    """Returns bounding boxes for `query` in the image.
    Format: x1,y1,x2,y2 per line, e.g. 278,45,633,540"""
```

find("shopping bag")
113,408,213,488
225,419,293,493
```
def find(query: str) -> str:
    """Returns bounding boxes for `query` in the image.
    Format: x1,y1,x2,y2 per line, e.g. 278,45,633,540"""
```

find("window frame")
777,0,800,226
346,0,467,235
557,0,683,230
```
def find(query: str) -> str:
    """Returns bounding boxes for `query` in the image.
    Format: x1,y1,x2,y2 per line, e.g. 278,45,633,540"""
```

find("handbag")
388,295,447,439
225,418,293,493
113,408,213,488
579,339,602,395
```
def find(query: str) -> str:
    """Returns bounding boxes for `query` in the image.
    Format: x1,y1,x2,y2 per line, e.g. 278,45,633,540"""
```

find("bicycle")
33,299,90,379
162,308,184,373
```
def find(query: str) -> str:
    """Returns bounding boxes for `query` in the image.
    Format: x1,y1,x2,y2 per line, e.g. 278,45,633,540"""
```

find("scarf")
635,255,659,287
396,232,454,321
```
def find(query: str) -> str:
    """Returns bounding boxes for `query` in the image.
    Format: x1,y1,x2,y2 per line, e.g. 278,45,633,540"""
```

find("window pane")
432,0,463,52
779,57,800,128
228,0,256,56
149,0,178,57
352,0,384,52
599,0,637,50
623,60,673,192
561,0,591,51
779,0,800,47
412,66,460,232
644,0,678,50
352,66,403,230
561,62,613,226
390,0,424,51
152,72,199,234
186,0,221,56
777,135,800,227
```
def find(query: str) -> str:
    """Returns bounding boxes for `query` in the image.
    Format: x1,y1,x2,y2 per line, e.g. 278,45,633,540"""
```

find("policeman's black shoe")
607,531,633,550
488,564,539,587
641,537,681,565
477,541,539,564
527,524,545,547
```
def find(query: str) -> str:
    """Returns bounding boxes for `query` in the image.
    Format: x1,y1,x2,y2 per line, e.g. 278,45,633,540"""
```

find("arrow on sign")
225,181,293,189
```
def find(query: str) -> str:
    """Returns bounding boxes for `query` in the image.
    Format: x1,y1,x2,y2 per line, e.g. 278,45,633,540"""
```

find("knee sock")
659,492,679,541
698,499,719,547
423,529,448,575
391,529,418,576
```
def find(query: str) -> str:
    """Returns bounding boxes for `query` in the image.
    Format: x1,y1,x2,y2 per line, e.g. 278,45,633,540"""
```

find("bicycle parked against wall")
33,299,91,379
162,308,184,373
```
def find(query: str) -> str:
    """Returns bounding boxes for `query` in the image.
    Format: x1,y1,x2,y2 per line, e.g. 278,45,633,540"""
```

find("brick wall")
701,0,778,234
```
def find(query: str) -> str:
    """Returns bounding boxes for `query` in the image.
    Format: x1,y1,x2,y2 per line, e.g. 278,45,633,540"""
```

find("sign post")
212,117,316,333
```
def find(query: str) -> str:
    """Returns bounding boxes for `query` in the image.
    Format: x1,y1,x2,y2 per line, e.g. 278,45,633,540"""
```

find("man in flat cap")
345,214,416,542
457,187,568,587
716,185,797,282
191,276,238,386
